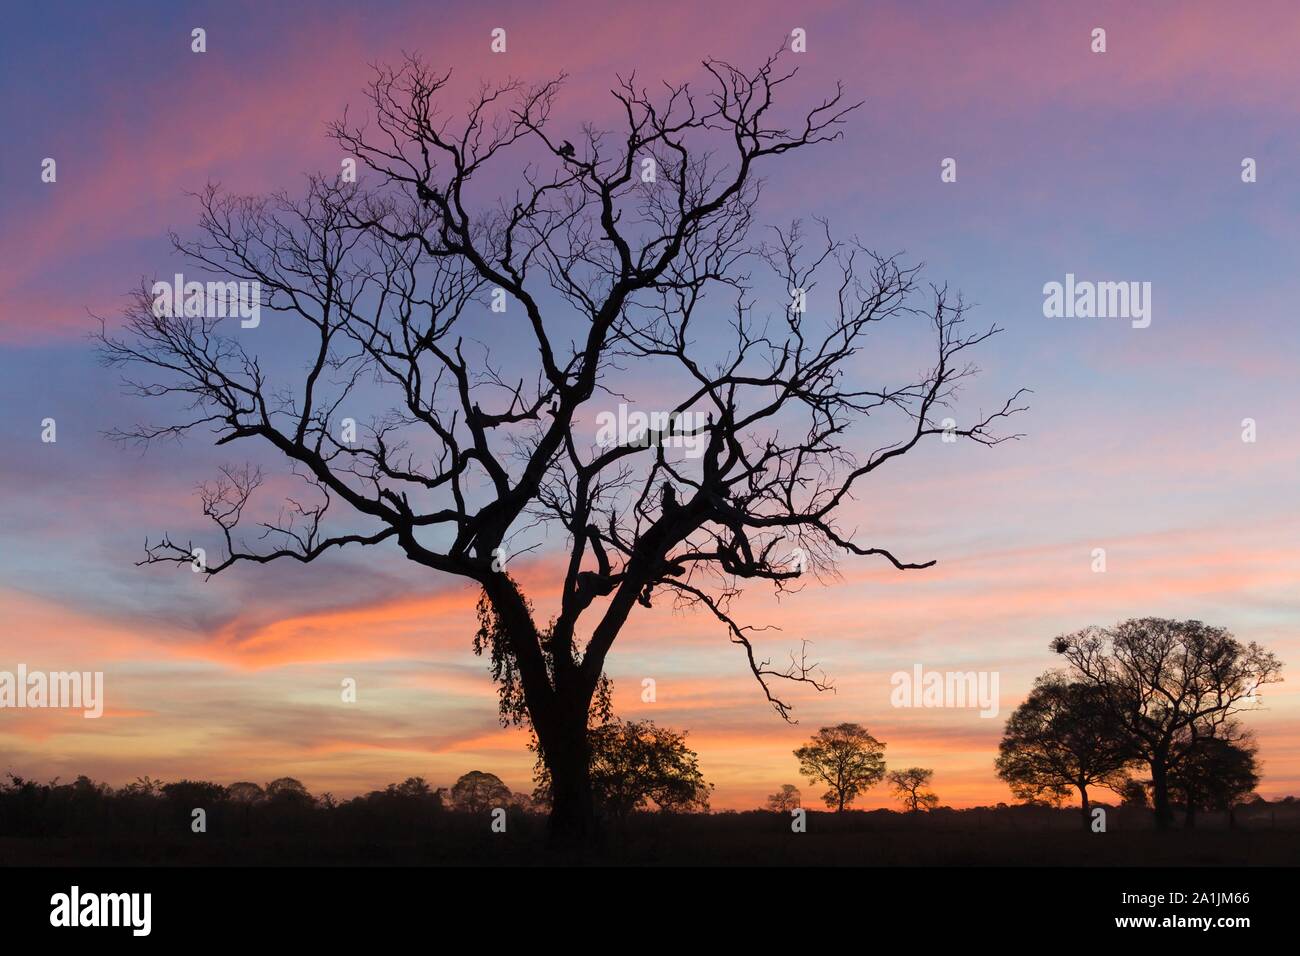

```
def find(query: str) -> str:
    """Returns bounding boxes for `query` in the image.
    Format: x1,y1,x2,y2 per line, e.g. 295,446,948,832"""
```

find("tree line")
2,618,1280,839
0,718,709,839
770,618,1281,830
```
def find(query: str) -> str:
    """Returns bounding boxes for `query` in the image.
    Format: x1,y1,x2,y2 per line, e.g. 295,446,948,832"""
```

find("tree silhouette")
120,776,164,798
98,50,1025,842
450,771,513,813
533,719,710,823
265,777,313,805
226,782,265,804
160,780,227,805
765,784,801,812
1051,618,1281,829
794,723,886,811
886,767,938,813
1118,778,1149,809
1167,729,1259,829
386,776,436,799
995,674,1135,829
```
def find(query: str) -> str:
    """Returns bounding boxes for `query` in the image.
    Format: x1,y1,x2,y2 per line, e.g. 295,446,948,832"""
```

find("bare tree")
1051,619,1281,830
886,767,939,813
98,51,1025,842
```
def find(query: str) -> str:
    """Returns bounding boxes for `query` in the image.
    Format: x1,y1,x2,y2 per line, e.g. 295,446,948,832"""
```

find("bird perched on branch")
559,140,576,159
416,181,436,206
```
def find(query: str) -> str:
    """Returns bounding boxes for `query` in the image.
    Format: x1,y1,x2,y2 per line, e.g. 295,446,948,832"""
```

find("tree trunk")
540,705,597,848
1079,784,1091,831
1150,757,1174,830
480,578,599,847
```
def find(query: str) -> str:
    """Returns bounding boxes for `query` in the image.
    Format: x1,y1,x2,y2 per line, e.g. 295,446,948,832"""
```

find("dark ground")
4,805,1299,866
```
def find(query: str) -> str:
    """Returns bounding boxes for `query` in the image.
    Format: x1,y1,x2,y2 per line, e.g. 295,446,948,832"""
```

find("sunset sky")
2,0,1299,810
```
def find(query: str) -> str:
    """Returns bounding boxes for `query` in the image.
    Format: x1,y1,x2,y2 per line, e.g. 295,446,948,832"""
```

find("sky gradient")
2,0,1299,810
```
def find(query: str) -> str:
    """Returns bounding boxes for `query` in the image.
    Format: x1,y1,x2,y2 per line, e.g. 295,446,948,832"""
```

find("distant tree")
226,782,265,803
509,791,539,813
67,775,110,797
387,776,435,799
995,674,1135,829
1118,778,1149,809
119,776,163,798
451,771,513,813
161,780,227,805
534,719,711,822
265,777,313,805
887,767,939,813
1052,618,1281,829
1168,730,1259,829
794,723,886,812
766,784,802,812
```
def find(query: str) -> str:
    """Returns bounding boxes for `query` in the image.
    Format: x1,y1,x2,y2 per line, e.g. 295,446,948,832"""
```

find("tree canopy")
794,723,886,811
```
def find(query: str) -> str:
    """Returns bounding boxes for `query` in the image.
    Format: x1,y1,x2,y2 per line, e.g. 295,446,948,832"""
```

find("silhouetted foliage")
533,719,711,823
766,784,801,812
996,674,1136,828
1118,778,1149,809
1051,618,1281,829
1168,730,1259,829
226,781,265,803
450,771,513,813
0,771,456,844
887,767,939,813
265,777,312,804
794,723,886,811
333,776,447,839
3,769,1298,865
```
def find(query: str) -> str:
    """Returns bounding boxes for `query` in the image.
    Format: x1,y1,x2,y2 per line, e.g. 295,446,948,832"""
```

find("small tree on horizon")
794,723,886,812
766,784,801,812
226,781,265,804
886,767,939,813
265,777,313,805
450,770,513,813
